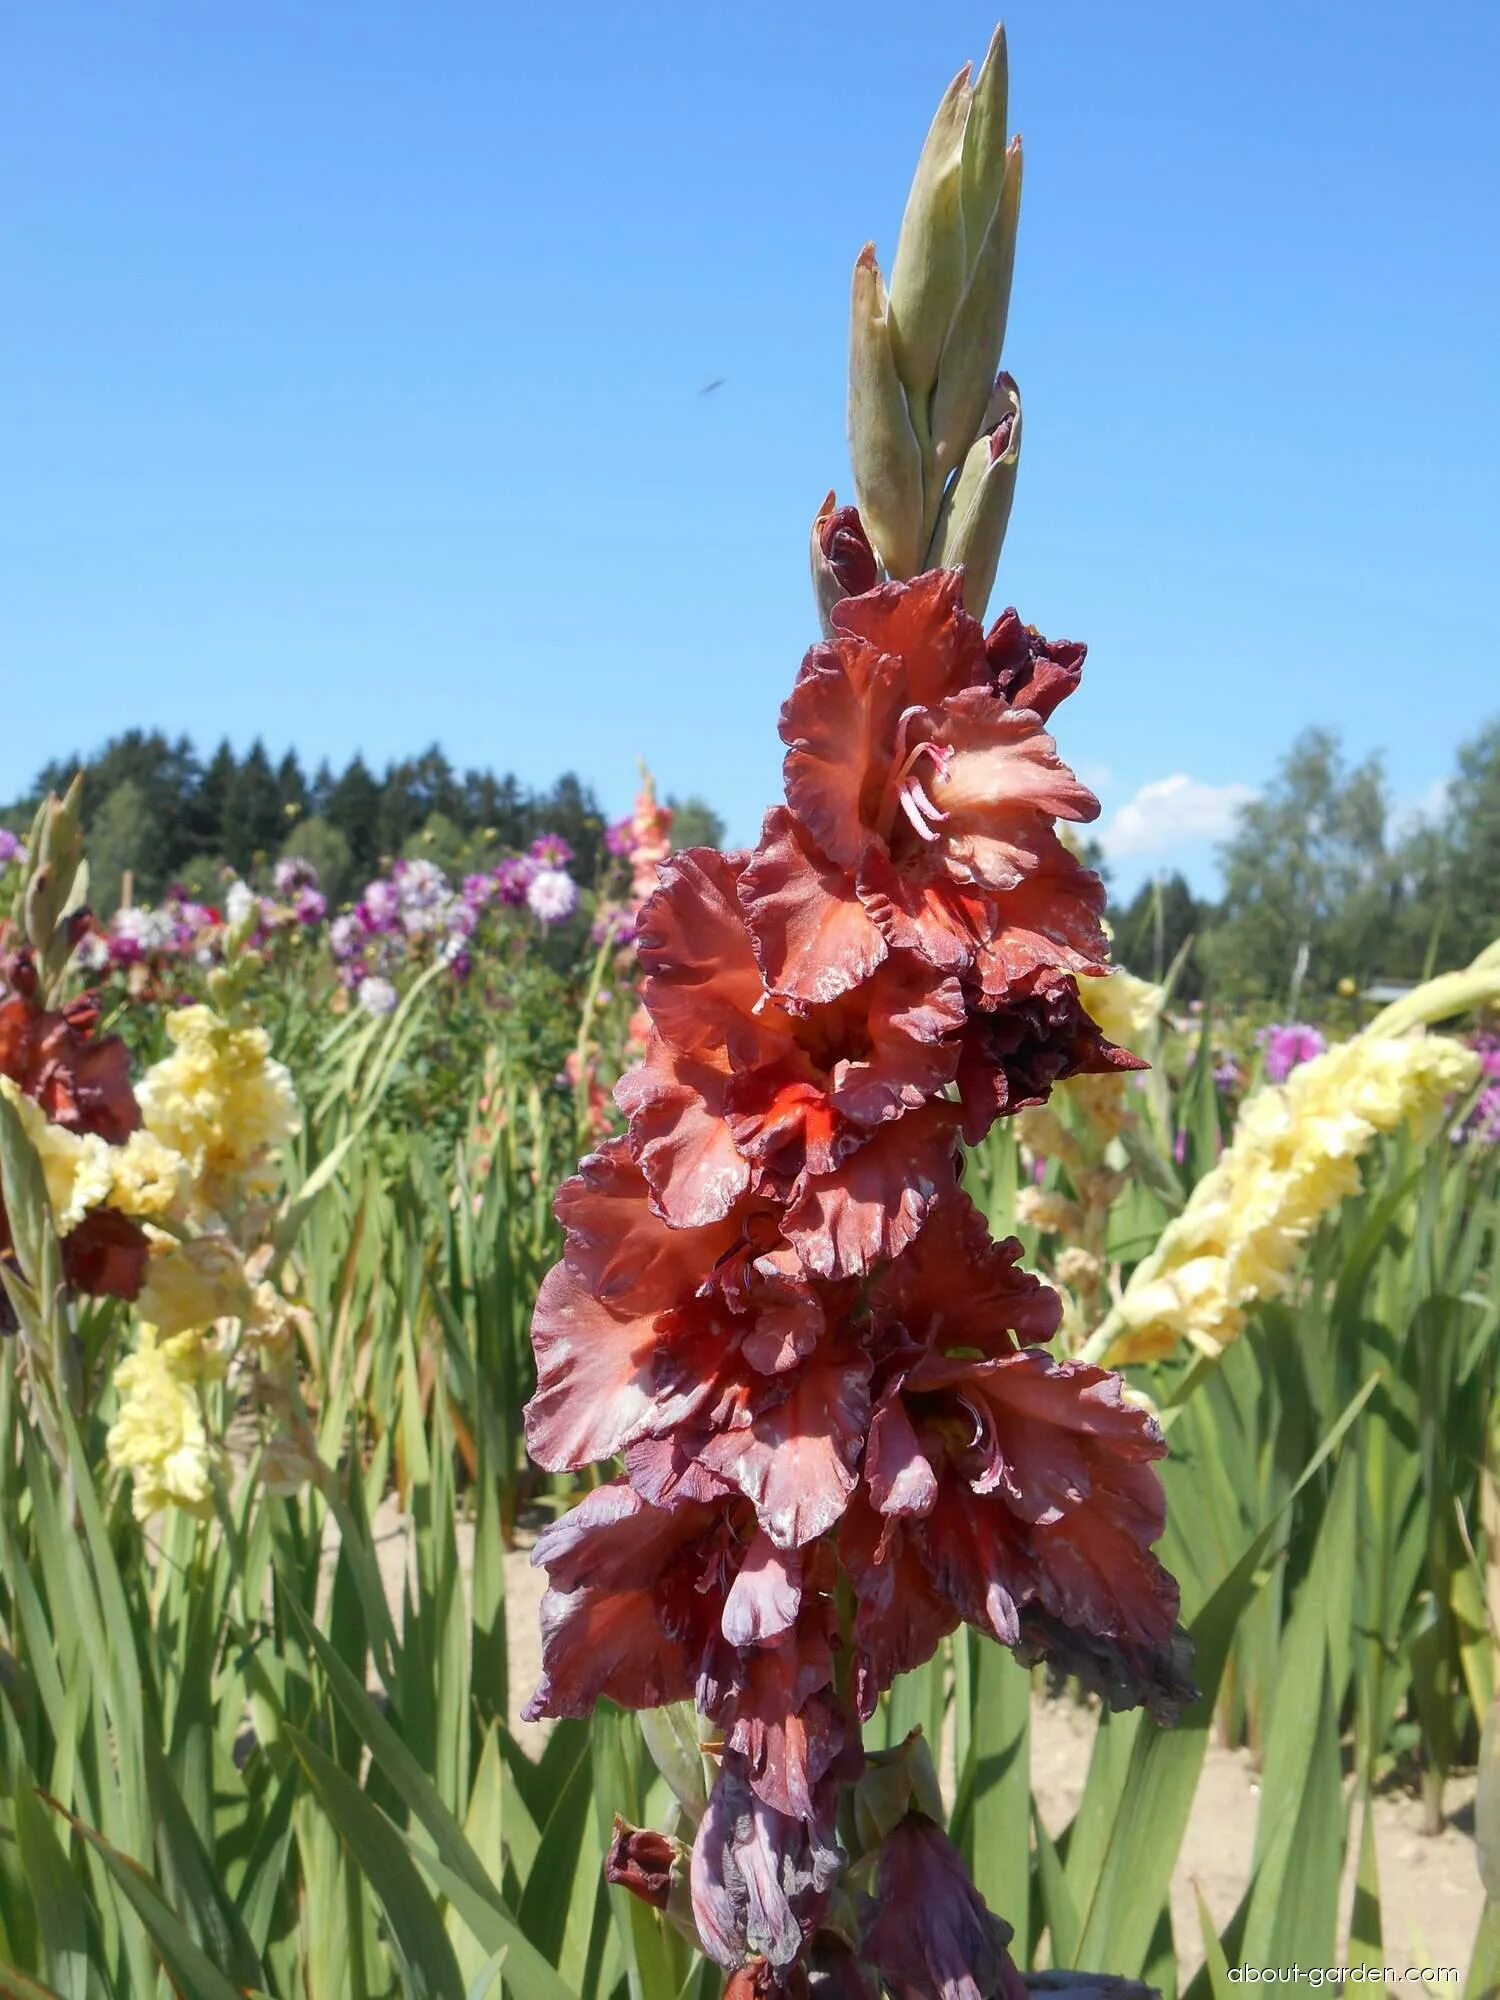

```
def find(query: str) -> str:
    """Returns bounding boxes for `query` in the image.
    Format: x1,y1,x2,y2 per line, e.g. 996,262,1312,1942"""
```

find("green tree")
666,794,726,852
1112,870,1210,996
221,740,283,873
276,749,308,830
326,755,382,879
36,731,199,887
1200,729,1395,1000
528,771,603,879
1393,717,1500,973
281,815,353,903
87,779,170,913
189,740,238,862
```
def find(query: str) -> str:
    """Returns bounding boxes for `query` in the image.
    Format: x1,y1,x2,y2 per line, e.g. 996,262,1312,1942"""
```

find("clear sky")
4,2,1497,894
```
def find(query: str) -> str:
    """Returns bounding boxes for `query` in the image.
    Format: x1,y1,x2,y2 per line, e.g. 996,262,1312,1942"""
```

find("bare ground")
365,1502,1483,1982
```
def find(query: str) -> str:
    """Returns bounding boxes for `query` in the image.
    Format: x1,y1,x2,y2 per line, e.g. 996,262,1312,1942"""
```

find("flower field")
3,22,1500,2000
3,753,1498,2000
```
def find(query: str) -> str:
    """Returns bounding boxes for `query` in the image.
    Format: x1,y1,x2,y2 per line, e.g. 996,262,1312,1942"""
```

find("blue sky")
3,1,1496,895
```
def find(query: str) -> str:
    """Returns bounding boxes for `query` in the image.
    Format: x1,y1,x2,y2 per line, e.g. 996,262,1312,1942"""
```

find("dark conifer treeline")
5,733,724,912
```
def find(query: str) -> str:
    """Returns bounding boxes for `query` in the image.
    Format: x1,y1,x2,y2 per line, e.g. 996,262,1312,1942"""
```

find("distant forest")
5,717,1498,1006
1,732,725,914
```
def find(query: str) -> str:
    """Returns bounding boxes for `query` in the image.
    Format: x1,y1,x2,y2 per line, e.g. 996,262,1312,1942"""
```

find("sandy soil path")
366,1501,1483,1980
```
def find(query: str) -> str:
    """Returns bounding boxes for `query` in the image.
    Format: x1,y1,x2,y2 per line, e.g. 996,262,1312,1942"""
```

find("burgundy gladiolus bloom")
524,567,1190,1982
0,957,149,1328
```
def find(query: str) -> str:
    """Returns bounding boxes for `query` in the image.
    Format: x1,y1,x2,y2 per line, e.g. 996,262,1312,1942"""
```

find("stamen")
899,782,942,842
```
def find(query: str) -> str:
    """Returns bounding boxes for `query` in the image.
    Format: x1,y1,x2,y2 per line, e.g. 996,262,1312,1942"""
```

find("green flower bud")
930,136,1022,484
928,374,1022,619
886,65,972,408
960,25,1009,256
638,1701,710,1826
17,776,88,1002
848,245,926,578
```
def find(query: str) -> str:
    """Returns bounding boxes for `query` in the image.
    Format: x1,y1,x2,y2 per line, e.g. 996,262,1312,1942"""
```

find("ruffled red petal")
825,956,964,1129
637,849,792,1069
697,1340,872,1549
839,1494,959,1721
855,846,995,973
830,568,987,710
781,1103,960,1280
524,1486,720,1720
971,833,1112,999
737,807,888,1009
525,1260,736,1469
929,689,1099,893
553,1137,746,1313
870,1190,1062,1354
780,638,903,870
616,1036,752,1228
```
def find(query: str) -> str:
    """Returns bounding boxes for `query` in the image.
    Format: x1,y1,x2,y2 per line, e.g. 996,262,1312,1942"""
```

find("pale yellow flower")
1107,1032,1480,1364
0,1077,113,1235
106,1128,189,1220
136,1005,300,1212
137,1234,252,1337
1015,1186,1085,1237
1055,1245,1105,1291
106,1323,226,1520
1015,1105,1086,1175
1077,969,1164,1051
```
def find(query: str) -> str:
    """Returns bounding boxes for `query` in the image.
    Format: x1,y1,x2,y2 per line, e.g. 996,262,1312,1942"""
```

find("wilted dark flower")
862,1813,1026,2000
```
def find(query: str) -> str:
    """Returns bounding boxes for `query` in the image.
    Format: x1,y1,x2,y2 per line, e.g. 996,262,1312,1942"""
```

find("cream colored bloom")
1077,969,1165,1051
106,1128,189,1220
137,1234,252,1337
1107,1032,1480,1364
0,1077,113,1235
106,1323,226,1520
136,1004,300,1212
1015,1186,1085,1237
1056,1245,1105,1291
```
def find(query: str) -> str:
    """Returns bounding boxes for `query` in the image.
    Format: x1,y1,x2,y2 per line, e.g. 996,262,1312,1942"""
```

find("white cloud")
1074,760,1114,797
1100,774,1257,862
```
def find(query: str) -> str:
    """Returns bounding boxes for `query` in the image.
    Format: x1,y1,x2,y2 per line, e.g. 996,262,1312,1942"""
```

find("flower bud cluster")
847,32,1025,608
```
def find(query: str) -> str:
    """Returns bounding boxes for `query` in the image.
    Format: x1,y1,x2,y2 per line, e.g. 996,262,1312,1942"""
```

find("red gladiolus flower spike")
523,567,1192,1984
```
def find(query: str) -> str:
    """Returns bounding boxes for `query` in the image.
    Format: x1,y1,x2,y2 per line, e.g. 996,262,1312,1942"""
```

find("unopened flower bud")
886,66,972,408
848,247,926,579
605,1817,701,1942
928,375,1022,618
810,493,879,634
930,137,1022,484
19,777,88,1000
959,26,1010,256
605,1820,675,1911
638,1700,710,1825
